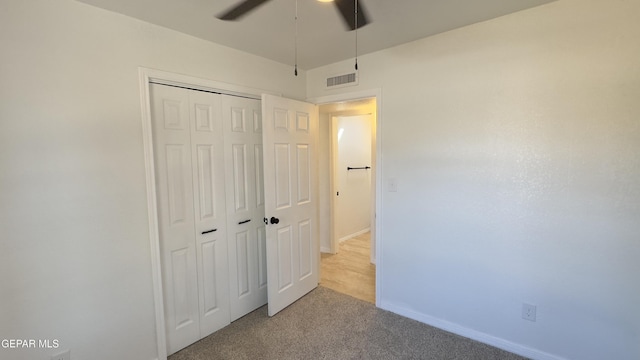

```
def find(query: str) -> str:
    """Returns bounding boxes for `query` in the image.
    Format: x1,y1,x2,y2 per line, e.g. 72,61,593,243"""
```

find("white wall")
0,1,304,360
335,115,372,241
309,0,640,359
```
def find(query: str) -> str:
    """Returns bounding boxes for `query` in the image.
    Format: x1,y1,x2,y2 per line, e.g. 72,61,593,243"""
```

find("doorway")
317,98,377,303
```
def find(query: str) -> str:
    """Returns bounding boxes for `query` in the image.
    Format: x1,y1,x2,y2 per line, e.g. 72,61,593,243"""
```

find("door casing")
308,90,382,302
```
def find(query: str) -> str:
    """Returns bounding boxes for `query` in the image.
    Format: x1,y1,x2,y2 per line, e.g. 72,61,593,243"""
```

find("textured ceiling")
75,0,555,70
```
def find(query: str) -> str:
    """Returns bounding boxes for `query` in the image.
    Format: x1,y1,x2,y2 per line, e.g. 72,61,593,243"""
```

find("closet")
150,83,266,355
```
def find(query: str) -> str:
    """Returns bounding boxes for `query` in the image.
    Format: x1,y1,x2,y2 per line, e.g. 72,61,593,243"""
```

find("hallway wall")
335,115,372,241
318,100,376,253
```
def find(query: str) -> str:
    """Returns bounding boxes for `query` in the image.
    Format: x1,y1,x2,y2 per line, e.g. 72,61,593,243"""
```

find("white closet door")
222,95,268,321
188,90,231,336
151,84,230,355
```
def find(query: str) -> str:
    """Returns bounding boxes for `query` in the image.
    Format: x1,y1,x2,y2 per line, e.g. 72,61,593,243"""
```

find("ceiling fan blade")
334,0,370,31
217,0,272,21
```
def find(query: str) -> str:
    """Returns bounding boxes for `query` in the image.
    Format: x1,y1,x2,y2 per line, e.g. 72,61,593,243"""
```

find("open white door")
262,94,319,316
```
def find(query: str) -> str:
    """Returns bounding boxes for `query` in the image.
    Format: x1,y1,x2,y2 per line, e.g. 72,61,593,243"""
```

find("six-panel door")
261,94,320,317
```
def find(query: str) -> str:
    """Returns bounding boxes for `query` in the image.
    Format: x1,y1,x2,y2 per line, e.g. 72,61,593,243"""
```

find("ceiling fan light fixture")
218,0,370,75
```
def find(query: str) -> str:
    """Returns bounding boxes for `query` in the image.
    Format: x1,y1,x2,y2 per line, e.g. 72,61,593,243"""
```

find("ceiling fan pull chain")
355,0,358,71
294,0,299,76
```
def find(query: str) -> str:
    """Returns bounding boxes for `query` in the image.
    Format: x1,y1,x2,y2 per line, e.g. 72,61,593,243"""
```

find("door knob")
270,216,280,225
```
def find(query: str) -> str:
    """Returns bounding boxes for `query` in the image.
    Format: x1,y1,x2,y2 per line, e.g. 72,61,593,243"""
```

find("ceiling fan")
217,0,370,31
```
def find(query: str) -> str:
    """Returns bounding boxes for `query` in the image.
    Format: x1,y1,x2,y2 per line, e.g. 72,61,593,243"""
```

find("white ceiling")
75,0,554,70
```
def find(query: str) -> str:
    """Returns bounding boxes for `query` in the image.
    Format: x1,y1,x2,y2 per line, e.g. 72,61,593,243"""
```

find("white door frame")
138,67,276,360
307,89,383,306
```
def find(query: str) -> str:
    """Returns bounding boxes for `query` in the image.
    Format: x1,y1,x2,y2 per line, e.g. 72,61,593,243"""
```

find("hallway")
320,232,375,303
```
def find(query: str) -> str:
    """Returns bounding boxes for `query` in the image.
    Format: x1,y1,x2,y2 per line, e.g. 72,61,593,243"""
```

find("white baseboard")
320,246,332,253
379,301,567,360
338,227,370,243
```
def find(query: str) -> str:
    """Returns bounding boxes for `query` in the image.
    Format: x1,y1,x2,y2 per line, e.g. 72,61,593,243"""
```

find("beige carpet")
168,286,528,360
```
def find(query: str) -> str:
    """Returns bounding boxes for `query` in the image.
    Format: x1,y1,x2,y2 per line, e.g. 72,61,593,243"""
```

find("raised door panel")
169,248,197,330
274,144,292,210
276,225,293,291
235,230,250,298
200,239,220,316
165,145,189,225
298,219,312,280
254,144,264,208
232,144,249,212
296,144,311,205
195,145,216,221
257,225,268,289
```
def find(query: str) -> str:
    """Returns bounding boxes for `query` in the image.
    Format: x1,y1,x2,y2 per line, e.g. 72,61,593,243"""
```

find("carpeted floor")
168,286,528,360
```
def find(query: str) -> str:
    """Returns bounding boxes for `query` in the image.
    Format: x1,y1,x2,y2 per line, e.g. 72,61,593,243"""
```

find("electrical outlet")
51,349,70,360
522,303,537,322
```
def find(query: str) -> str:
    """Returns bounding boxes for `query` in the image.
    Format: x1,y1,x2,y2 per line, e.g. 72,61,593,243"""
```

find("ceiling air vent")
326,72,358,89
